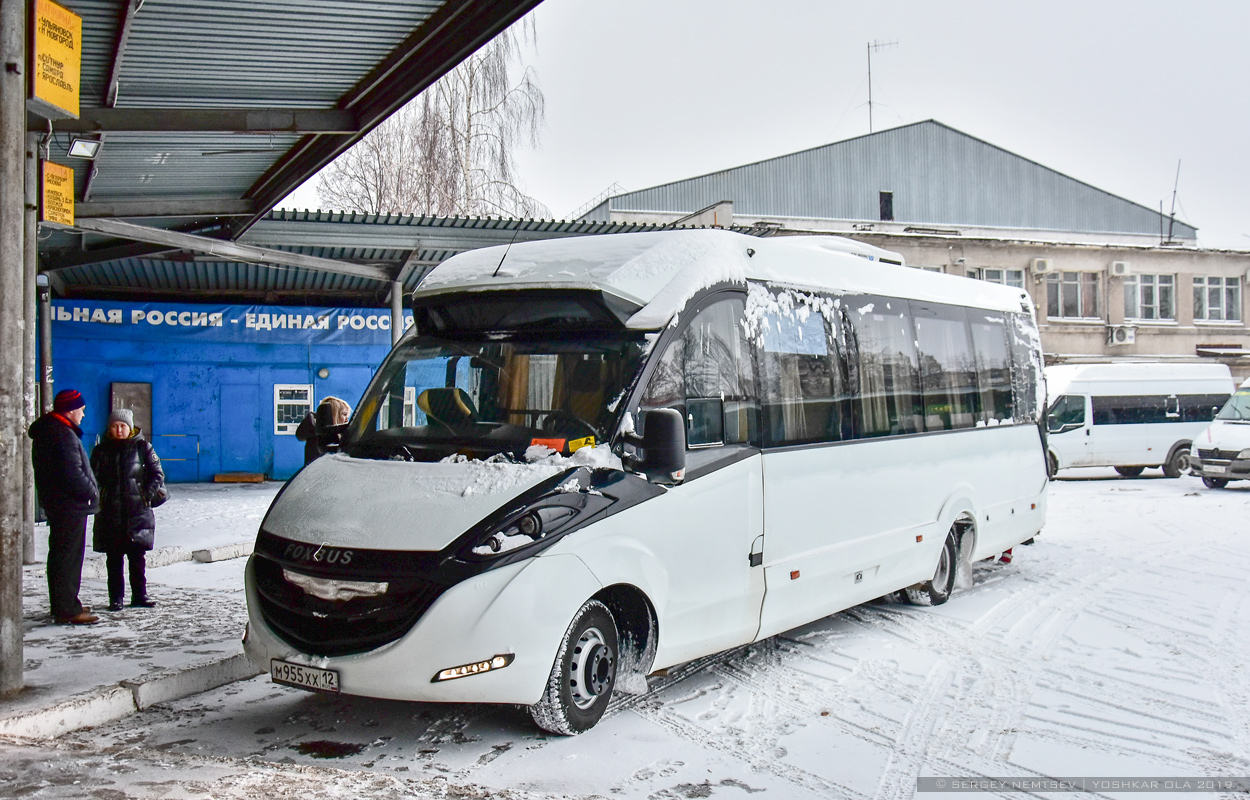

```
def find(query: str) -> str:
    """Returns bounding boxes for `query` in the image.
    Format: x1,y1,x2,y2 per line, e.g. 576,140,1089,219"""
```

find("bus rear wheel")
530,600,618,735
1202,476,1229,489
905,528,957,607
1114,466,1145,477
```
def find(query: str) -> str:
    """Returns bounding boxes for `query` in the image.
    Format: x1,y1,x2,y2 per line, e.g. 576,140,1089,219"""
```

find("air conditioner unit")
1031,258,1053,273
1109,261,1131,277
1107,325,1137,346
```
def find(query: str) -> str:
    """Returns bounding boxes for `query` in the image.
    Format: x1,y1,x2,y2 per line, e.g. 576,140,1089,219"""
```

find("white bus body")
1190,377,1250,488
243,230,1048,734
1044,363,1234,477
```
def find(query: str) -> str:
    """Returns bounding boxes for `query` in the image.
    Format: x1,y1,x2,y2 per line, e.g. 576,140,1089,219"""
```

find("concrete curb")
193,541,254,563
77,541,253,578
81,545,193,579
0,652,263,739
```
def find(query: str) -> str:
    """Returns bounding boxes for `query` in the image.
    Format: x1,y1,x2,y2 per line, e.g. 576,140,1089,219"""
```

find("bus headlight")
1238,449,1250,460
432,653,514,682
466,497,606,558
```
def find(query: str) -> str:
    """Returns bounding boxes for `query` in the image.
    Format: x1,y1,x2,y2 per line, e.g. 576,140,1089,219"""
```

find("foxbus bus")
243,230,1048,734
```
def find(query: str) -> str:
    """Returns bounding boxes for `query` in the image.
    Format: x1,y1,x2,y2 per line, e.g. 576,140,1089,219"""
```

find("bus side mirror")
623,408,686,485
1046,414,1061,434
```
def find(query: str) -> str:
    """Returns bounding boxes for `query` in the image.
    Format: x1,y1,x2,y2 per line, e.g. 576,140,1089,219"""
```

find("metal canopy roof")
50,211,775,306
35,0,542,272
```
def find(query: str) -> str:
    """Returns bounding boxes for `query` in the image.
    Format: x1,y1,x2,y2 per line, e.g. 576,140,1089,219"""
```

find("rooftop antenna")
1165,160,1181,245
492,223,523,277
867,39,898,133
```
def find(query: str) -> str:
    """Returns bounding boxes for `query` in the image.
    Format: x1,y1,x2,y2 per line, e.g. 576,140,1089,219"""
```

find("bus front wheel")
530,599,618,735
1163,446,1191,478
905,529,957,607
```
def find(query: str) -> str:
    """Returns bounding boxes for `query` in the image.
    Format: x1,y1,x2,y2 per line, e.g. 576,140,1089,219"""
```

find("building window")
274,384,313,435
967,267,1025,288
879,191,894,222
1045,272,1100,319
1193,276,1242,322
1124,274,1175,321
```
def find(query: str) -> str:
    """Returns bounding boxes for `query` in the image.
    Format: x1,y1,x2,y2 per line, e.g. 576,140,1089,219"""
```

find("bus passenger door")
636,295,766,661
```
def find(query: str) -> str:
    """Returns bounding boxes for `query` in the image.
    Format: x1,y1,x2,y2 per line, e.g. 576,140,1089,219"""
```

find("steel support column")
391,281,404,346
0,0,28,695
22,133,37,564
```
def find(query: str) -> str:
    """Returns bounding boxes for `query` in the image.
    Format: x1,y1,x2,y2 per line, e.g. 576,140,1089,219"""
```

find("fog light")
432,654,514,682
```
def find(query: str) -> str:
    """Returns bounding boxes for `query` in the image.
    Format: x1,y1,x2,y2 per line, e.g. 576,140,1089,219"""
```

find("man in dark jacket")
29,389,100,625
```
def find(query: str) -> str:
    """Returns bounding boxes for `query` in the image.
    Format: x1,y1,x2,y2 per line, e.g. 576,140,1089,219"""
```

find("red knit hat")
53,389,85,413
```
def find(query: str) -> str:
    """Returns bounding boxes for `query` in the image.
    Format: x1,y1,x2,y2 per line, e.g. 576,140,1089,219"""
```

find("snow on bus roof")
415,229,1029,329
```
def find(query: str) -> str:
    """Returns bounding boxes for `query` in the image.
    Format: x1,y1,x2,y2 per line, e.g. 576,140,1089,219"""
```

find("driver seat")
418,387,478,429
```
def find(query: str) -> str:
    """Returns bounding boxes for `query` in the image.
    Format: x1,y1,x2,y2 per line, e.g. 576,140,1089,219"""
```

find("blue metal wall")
47,300,408,481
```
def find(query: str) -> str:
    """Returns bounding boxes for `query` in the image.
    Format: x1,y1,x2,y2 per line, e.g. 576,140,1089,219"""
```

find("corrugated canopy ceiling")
33,0,543,289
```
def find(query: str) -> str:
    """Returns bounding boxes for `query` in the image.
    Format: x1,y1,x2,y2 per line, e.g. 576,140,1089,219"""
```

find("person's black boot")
107,600,123,612
129,597,157,608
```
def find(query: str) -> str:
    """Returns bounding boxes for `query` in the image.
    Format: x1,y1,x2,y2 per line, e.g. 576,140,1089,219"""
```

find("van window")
641,297,757,447
1048,395,1085,431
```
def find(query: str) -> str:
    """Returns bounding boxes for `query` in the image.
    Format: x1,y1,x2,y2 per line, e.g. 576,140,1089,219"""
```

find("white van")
243,230,1048,734
1190,378,1250,488
1045,363,1234,477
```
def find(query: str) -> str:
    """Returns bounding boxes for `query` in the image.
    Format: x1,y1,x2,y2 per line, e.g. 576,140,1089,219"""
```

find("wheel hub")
569,626,614,710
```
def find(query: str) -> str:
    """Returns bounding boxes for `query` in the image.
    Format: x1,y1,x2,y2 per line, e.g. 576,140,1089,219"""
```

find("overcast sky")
284,0,1250,250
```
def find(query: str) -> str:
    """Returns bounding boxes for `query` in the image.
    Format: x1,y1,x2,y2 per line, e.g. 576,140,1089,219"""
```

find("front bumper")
242,552,602,705
1191,449,1250,481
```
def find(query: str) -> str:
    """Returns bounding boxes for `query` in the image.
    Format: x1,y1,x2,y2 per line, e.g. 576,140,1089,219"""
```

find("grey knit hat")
108,408,134,428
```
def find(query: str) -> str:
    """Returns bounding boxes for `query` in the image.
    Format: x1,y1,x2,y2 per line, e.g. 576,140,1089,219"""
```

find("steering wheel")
541,411,599,440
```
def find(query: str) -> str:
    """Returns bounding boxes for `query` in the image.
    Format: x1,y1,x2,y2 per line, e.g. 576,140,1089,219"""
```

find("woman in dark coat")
90,408,166,611
295,395,350,465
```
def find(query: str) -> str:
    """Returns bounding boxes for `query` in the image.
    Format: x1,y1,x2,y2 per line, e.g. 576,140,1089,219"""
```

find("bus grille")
253,555,445,657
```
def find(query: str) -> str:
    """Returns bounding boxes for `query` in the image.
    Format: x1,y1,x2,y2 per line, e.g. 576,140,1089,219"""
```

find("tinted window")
752,287,849,446
1008,312,1044,425
641,296,757,447
969,311,1014,424
847,296,922,437
913,303,978,431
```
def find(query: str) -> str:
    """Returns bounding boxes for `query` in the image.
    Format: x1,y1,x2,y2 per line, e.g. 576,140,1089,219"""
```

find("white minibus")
243,230,1048,734
1190,377,1250,488
1044,363,1233,478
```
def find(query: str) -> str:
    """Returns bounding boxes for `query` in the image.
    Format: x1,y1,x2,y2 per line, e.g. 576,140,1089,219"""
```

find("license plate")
270,659,339,693
1206,465,1227,474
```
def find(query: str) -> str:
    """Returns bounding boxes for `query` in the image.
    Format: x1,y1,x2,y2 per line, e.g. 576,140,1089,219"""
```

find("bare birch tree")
317,21,546,218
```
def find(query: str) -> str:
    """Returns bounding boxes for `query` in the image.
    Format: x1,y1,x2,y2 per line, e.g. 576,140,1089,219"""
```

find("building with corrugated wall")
582,120,1248,378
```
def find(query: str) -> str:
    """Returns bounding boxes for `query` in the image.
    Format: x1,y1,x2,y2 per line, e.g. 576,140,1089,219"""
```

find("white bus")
243,230,1048,734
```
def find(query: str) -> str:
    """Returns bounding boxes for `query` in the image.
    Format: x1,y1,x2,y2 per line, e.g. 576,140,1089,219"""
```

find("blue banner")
50,300,412,345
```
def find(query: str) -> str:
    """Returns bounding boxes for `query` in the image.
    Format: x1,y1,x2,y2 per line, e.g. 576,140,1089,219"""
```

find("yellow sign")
42,161,75,227
30,0,82,119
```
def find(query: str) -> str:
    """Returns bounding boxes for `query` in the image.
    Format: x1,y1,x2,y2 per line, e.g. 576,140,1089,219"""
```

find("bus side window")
641,297,757,448
846,296,922,438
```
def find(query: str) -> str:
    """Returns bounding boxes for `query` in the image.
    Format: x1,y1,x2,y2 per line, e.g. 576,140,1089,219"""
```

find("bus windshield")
1216,388,1250,421
342,334,648,462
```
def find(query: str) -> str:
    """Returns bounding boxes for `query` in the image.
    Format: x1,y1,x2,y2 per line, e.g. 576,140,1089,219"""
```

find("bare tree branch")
317,18,547,218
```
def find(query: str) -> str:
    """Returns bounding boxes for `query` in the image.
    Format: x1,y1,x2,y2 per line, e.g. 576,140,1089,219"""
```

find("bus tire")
1202,476,1229,489
1047,452,1059,480
1163,445,1191,478
529,600,618,735
905,528,957,607
1114,466,1145,477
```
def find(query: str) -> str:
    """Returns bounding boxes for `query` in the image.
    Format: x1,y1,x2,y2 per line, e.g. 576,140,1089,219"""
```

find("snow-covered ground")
4,470,1249,799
